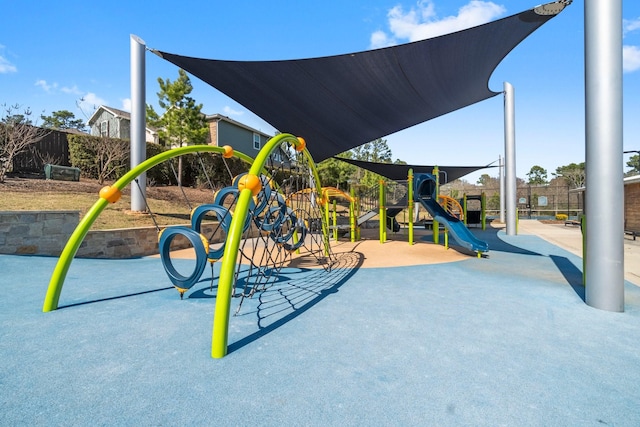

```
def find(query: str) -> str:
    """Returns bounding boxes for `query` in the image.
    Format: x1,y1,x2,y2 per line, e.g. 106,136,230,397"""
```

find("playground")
4,138,640,424
3,135,640,424
3,217,640,425
4,1,640,424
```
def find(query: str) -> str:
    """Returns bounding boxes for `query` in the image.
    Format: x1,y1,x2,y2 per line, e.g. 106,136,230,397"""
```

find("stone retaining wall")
78,224,223,258
0,210,223,258
0,211,79,256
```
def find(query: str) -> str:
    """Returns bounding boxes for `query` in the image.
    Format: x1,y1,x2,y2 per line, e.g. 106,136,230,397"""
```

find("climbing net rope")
155,140,335,312
231,141,335,312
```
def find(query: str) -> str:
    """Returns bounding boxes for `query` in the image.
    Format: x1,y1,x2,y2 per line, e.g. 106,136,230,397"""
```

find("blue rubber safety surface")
2,228,640,426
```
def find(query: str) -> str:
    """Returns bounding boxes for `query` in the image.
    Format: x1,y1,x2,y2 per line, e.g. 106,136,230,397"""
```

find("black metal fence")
449,183,584,220
352,180,584,221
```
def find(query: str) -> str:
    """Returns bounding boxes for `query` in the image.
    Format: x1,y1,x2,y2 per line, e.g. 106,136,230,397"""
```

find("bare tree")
94,136,129,184
0,104,50,183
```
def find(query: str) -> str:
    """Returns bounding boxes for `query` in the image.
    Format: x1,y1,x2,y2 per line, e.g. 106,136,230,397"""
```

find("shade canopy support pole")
503,82,516,235
130,34,147,212
499,154,505,223
584,0,624,311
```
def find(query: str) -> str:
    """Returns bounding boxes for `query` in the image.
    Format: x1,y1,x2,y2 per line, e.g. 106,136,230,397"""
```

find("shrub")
555,214,568,221
145,143,172,186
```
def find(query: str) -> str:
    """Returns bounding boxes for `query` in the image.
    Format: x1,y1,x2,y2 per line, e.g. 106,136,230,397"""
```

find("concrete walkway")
517,219,640,286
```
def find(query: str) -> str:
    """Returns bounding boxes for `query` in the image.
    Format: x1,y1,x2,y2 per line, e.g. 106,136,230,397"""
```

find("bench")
625,230,638,241
564,220,581,227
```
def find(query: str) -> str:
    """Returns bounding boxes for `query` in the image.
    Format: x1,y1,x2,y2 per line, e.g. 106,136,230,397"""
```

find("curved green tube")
42,145,254,312
212,134,324,358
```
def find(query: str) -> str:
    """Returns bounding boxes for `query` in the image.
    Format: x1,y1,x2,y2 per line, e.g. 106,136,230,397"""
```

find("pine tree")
146,69,209,186
40,110,86,131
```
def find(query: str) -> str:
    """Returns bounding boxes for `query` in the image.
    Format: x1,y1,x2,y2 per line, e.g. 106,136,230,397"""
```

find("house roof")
87,105,131,125
152,1,570,163
624,174,640,185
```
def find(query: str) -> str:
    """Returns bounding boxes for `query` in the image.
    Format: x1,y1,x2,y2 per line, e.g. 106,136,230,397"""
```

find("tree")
94,137,129,184
67,134,129,184
0,104,50,183
477,174,491,186
526,165,548,185
147,69,209,186
553,162,585,189
350,138,393,187
626,154,640,176
317,155,356,189
477,174,499,187
351,138,392,164
40,110,86,131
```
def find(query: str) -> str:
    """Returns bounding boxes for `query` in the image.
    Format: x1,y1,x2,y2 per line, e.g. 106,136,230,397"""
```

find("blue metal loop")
190,204,233,261
158,226,209,291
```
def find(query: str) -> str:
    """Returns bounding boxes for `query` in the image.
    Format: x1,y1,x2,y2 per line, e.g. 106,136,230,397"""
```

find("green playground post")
350,186,357,242
432,166,440,245
324,194,330,239
332,199,337,240
379,179,385,243
444,228,449,249
408,169,414,245
463,193,468,226
481,191,487,230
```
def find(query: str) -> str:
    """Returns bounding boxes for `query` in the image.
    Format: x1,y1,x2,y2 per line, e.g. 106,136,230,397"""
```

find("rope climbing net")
156,138,335,313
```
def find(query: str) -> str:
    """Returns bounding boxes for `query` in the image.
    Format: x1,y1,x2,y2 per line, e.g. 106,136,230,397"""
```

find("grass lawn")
0,178,218,230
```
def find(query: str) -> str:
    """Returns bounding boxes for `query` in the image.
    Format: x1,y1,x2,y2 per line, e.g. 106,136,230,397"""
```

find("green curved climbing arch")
42,145,254,312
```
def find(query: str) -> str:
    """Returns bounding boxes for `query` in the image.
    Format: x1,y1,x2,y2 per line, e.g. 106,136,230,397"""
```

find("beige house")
205,114,271,155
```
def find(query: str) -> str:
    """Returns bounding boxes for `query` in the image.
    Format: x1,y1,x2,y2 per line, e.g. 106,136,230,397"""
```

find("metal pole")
499,154,505,223
584,0,624,311
503,82,516,235
130,34,147,212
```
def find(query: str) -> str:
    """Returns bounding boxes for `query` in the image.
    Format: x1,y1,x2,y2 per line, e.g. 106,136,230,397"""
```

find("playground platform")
2,220,640,426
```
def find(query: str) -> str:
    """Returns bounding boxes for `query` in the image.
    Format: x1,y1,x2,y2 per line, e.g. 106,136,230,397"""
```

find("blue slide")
414,173,489,254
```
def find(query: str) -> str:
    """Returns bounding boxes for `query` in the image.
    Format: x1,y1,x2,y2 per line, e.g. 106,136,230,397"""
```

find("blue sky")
1,1,639,183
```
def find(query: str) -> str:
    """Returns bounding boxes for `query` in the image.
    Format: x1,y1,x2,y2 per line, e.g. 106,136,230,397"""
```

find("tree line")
3,68,639,186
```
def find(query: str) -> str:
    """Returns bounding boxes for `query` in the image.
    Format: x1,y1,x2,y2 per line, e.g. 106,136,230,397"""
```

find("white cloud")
35,79,58,93
121,98,132,112
0,44,17,73
370,30,395,49
623,45,640,73
77,92,108,115
623,17,640,34
36,80,84,95
0,55,17,73
370,0,506,49
223,106,244,116
60,85,82,95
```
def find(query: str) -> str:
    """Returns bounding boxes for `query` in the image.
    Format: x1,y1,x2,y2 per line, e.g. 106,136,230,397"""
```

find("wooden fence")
12,129,72,174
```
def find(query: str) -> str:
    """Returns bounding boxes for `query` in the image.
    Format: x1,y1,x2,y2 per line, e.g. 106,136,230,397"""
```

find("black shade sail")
335,157,496,183
153,1,569,162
